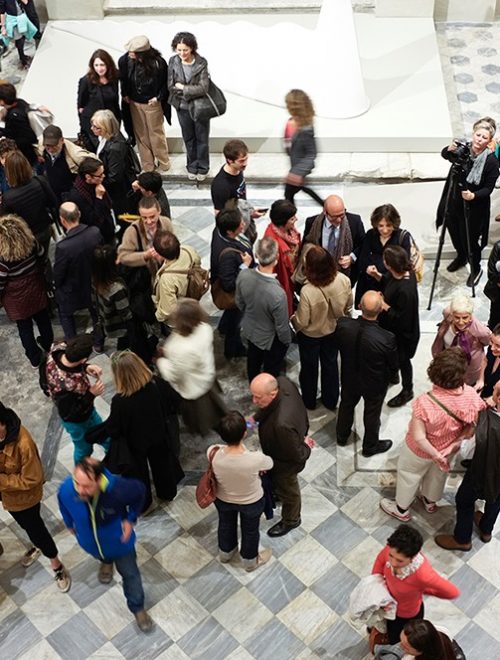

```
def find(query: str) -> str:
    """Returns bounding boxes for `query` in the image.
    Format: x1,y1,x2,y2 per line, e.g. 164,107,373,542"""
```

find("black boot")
387,389,414,408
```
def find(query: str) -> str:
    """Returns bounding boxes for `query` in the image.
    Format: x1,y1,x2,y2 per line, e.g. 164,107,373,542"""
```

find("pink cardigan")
431,312,491,385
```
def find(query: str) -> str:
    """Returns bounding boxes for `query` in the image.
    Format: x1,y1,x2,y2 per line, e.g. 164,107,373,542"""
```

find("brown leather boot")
435,534,471,551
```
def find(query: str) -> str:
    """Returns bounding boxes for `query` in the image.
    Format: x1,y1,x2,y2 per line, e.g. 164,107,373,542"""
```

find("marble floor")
1,182,500,660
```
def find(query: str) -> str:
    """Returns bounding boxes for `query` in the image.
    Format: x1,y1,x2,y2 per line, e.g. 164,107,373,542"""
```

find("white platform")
22,13,451,153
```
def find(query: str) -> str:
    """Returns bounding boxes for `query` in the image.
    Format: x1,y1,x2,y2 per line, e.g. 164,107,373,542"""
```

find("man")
152,229,201,324
0,82,38,164
128,170,171,218
39,125,93,202
66,157,115,242
44,334,108,464
58,458,153,632
236,236,291,381
436,380,500,552
54,202,103,347
251,373,311,537
302,194,365,285
335,290,398,457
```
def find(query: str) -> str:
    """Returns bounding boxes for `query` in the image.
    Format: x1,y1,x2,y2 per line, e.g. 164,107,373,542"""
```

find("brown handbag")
211,247,242,310
195,445,220,508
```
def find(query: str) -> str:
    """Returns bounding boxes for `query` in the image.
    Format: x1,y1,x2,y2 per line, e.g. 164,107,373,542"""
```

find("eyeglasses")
90,123,101,130
91,171,105,179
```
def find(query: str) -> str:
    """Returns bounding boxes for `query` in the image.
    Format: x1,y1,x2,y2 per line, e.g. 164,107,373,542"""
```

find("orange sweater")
372,545,460,618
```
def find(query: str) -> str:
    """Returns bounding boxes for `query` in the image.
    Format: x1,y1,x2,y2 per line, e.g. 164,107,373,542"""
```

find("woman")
476,323,500,401
484,238,500,329
368,245,420,407
264,199,301,316
355,203,412,306
437,118,499,287
374,619,462,660
91,109,137,217
380,347,486,522
0,0,37,68
2,150,57,262
157,299,227,436
118,35,170,173
0,214,53,367
283,89,323,206
209,410,273,571
77,49,120,151
291,245,352,410
432,292,491,386
372,526,459,645
0,402,70,591
168,31,210,182
106,350,182,513
92,244,133,352
0,136,17,200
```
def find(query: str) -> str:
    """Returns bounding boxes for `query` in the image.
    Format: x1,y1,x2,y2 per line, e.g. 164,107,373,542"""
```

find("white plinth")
434,0,496,22
45,0,104,19
376,0,435,18
22,13,451,153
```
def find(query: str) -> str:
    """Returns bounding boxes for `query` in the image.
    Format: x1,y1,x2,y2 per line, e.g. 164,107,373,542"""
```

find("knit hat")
124,35,151,53
43,125,63,146
65,334,94,362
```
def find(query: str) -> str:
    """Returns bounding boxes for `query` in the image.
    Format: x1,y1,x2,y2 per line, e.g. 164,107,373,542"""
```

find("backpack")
400,229,424,283
28,106,55,138
168,247,209,301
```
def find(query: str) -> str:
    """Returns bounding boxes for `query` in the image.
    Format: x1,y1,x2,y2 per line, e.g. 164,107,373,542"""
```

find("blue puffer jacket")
58,469,145,561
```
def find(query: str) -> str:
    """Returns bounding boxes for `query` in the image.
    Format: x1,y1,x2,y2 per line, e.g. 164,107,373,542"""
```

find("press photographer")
436,117,499,288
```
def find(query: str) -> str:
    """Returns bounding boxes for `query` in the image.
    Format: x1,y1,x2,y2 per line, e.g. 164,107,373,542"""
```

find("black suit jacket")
334,316,398,395
54,224,102,313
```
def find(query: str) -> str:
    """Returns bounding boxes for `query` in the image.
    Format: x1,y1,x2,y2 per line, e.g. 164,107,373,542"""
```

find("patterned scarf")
271,224,302,267
451,320,473,363
335,215,353,261
466,148,489,186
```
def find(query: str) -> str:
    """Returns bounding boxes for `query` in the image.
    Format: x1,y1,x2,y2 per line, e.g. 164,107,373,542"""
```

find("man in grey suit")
236,236,291,382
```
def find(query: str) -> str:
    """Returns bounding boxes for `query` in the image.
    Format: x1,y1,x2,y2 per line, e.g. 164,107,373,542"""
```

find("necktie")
327,225,336,255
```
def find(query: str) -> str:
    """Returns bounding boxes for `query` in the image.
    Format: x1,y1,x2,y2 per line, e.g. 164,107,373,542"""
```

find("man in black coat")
54,202,103,349
251,373,311,537
335,290,398,457
302,194,365,285
0,82,38,164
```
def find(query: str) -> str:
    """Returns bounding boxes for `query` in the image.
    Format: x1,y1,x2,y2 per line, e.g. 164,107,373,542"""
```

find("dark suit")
54,224,102,340
335,316,398,450
303,211,365,284
255,376,310,526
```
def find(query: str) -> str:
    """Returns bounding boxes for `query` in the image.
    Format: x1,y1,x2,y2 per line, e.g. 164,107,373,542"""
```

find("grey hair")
256,236,279,266
450,292,474,315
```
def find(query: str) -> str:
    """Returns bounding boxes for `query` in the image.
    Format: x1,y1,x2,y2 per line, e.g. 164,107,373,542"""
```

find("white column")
312,0,369,118
45,0,104,19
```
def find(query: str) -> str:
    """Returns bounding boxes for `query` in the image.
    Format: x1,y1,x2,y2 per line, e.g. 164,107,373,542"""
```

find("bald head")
323,195,345,227
250,373,279,409
360,291,383,319
59,201,81,226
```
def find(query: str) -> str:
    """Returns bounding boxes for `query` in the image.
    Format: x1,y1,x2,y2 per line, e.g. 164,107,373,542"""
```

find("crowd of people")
1,27,500,657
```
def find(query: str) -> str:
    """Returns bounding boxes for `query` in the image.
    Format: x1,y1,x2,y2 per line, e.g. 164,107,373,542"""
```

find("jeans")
16,308,54,367
246,336,288,383
454,468,500,543
297,332,339,409
59,305,103,347
215,497,265,562
9,503,58,559
176,109,210,174
103,549,145,613
61,408,109,464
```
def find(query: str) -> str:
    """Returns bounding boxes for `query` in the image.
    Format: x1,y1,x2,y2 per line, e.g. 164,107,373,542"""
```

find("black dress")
482,347,500,399
379,272,420,392
77,76,121,151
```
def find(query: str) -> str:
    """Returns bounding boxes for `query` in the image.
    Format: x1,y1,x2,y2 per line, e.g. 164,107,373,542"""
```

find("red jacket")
372,545,459,618
263,223,300,317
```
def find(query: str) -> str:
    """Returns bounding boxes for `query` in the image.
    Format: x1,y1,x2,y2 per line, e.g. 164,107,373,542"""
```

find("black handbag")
118,225,157,323
189,79,227,122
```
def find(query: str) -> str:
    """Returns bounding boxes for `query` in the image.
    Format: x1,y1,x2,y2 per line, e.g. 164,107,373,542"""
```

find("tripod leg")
463,200,476,297
427,217,448,310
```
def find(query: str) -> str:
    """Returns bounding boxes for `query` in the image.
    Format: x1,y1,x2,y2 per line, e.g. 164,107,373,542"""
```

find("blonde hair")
472,118,496,139
91,109,120,140
450,293,474,315
0,214,36,262
285,89,314,127
111,350,152,396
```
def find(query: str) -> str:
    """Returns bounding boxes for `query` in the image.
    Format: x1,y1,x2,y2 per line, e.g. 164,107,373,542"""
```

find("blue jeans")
176,109,210,174
454,468,500,543
215,497,264,562
103,549,145,613
16,308,53,367
61,408,109,464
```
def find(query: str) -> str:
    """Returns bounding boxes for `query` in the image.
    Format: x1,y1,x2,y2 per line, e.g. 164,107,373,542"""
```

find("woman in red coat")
0,214,53,367
264,199,301,316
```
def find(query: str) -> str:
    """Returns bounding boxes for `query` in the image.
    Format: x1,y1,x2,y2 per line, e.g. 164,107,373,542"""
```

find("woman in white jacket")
157,299,227,435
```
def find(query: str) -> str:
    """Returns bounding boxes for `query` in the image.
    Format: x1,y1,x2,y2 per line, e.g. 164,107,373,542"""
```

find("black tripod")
427,162,476,310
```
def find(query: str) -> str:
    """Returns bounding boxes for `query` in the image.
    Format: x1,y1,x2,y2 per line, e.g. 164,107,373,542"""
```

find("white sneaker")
21,547,41,567
54,565,71,593
380,498,411,522
196,173,207,182
187,172,197,181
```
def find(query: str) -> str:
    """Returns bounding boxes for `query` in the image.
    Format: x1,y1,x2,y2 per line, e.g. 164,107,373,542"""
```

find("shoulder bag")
211,247,243,310
166,247,209,301
399,229,424,283
189,78,227,122
196,445,220,508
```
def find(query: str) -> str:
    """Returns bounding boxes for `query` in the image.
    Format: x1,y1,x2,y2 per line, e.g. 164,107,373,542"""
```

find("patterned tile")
246,561,306,614
310,562,361,615
177,617,239,659
244,617,307,660
47,612,108,660
212,587,274,644
450,564,500,618
311,512,368,558
0,609,43,657
154,535,213,583
111,619,173,660
279,535,337,587
150,586,209,642
277,588,339,644
455,621,500,659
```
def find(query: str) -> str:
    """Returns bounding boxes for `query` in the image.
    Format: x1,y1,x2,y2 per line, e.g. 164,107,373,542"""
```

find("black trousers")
488,295,500,330
386,604,424,645
336,382,387,450
284,182,323,207
9,503,58,559
297,331,339,409
221,308,245,358
246,336,288,382
454,468,500,543
16,308,53,367
448,210,483,272
396,342,414,392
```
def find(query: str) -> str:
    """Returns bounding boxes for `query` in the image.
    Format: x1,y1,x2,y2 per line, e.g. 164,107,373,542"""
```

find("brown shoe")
98,562,114,584
134,609,154,633
435,534,471,551
245,548,272,572
495,214,500,222
474,510,492,543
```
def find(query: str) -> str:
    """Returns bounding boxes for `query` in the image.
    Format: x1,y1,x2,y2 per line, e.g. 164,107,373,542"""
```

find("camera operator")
436,118,499,288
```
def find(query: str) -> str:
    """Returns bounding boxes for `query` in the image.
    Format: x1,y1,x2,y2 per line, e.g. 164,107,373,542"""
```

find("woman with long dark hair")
118,36,170,173
168,31,211,181
77,49,120,151
375,619,462,659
